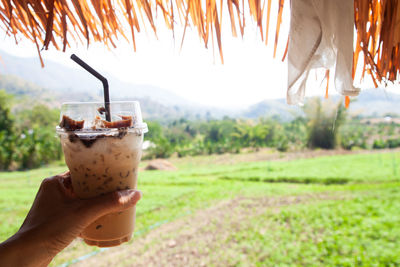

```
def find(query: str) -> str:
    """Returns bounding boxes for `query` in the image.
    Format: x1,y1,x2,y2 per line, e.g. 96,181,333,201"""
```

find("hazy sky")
0,1,394,108
0,32,291,108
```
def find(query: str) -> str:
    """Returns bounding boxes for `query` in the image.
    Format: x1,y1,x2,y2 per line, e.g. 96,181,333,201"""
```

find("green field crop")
0,151,399,266
188,152,400,184
223,187,400,266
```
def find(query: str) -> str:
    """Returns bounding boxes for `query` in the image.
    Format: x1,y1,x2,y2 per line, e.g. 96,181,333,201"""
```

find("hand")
0,171,141,267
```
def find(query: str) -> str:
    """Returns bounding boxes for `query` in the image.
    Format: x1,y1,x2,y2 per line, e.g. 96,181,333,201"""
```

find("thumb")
80,190,142,222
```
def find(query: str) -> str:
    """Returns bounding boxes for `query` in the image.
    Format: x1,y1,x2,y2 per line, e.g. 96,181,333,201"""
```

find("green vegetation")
305,98,346,149
217,152,400,184
144,99,400,159
1,89,399,170
145,113,305,159
0,90,62,170
341,118,400,150
1,55,400,265
224,188,400,266
0,151,399,265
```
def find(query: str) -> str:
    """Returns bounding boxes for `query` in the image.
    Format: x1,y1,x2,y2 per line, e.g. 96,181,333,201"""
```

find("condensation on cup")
56,101,148,247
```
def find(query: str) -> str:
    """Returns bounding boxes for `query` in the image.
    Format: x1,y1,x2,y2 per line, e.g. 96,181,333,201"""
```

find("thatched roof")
0,0,399,87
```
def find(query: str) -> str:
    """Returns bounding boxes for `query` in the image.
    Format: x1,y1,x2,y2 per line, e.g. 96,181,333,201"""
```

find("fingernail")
119,189,141,199
118,189,135,197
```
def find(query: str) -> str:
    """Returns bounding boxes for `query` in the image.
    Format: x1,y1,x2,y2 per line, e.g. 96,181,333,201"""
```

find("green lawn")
0,151,399,266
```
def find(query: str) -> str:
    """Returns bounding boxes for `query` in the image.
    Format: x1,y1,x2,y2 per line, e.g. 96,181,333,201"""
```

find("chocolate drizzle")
97,107,106,115
60,115,132,148
67,128,128,148
59,115,84,130
94,115,133,128
68,134,98,148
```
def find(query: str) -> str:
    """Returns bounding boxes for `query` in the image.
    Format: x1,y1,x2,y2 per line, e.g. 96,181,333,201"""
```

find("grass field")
0,150,399,266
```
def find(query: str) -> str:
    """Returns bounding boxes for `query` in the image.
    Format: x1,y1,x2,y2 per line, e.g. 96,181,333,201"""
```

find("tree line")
144,98,400,159
1,89,399,171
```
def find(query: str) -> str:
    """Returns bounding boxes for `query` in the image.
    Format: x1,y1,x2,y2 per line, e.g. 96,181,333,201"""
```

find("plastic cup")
56,101,148,247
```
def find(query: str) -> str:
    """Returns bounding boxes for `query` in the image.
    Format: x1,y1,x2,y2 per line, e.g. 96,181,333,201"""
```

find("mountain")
242,89,400,119
0,73,237,122
2,71,399,121
0,50,239,120
1,50,399,120
0,73,99,107
0,74,48,98
0,74,193,120
0,50,192,106
347,89,400,116
241,98,303,120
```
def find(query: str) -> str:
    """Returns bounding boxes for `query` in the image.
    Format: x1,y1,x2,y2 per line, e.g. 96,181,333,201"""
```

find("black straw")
70,54,111,122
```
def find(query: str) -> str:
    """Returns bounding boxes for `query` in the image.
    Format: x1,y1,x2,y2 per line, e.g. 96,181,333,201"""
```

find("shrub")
304,98,346,149
387,138,400,148
373,139,387,149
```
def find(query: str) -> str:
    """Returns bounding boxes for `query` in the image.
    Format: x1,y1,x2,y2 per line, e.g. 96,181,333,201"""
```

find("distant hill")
0,50,193,107
0,73,226,121
0,74,48,98
1,49,399,120
241,98,303,120
347,89,400,116
0,50,237,120
242,89,400,119
2,71,399,121
0,74,98,107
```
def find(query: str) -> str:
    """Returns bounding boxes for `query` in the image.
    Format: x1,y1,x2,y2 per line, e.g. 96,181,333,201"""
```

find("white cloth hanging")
287,0,360,105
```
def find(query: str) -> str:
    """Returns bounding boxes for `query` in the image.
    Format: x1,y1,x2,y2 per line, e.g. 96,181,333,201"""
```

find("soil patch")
144,159,177,171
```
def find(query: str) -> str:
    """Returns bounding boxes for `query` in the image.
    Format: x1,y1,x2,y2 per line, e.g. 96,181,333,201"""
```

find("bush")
276,134,289,152
0,91,62,170
0,131,16,170
145,137,175,159
304,98,346,149
340,127,368,150
373,139,387,149
387,138,400,148
13,127,61,169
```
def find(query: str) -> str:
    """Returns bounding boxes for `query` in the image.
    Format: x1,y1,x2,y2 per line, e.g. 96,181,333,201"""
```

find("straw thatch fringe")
0,0,286,66
0,0,399,86
354,0,400,85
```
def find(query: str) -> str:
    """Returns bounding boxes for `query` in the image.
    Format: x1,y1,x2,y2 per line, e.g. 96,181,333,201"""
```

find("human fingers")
79,190,142,222
54,171,77,199
58,171,71,178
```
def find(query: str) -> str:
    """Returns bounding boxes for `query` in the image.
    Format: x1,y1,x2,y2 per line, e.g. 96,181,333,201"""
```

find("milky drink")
57,102,148,247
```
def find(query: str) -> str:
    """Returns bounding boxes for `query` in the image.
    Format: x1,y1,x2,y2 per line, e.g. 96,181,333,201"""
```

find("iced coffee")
56,102,148,247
